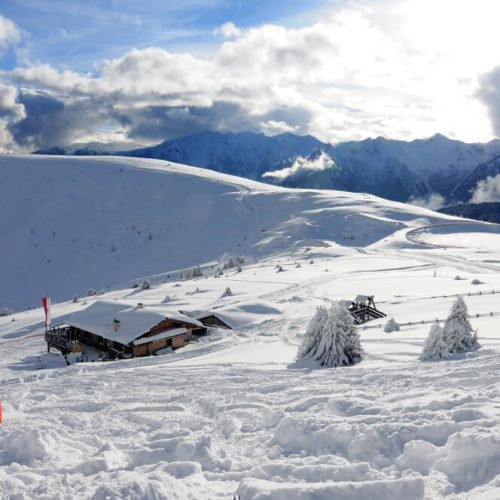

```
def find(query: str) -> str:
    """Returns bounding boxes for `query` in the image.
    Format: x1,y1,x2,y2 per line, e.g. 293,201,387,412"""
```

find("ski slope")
1,156,500,499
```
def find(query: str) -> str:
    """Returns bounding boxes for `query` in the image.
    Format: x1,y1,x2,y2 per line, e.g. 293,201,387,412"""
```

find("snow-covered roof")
132,327,188,346
354,295,372,303
181,309,235,328
63,300,202,345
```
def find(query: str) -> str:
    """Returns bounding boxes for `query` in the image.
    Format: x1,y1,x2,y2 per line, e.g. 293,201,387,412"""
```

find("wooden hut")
341,295,386,324
45,300,203,359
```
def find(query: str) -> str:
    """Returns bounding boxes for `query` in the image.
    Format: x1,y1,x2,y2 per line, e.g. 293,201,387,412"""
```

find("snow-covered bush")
298,303,364,368
141,279,151,290
384,317,400,333
276,265,284,273
87,288,98,297
422,297,479,360
471,279,483,285
221,287,233,298
0,307,14,317
421,323,447,360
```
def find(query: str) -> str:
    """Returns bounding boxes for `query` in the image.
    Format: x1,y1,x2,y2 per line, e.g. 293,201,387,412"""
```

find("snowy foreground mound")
2,155,500,498
0,155,457,311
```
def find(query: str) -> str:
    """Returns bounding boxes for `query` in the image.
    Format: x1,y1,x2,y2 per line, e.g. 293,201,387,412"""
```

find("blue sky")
1,0,500,152
1,0,330,71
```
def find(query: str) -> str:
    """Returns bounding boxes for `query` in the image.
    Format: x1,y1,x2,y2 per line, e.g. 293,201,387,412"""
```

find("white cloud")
261,120,298,135
214,22,242,38
0,15,20,50
263,151,334,181
408,194,446,211
3,0,500,149
470,175,500,203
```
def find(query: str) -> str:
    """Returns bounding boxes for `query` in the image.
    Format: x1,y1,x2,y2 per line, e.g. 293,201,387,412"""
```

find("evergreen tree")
298,303,364,367
421,323,447,360
297,305,329,361
441,296,479,354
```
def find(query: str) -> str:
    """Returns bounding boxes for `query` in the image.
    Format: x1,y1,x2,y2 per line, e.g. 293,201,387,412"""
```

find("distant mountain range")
34,131,500,205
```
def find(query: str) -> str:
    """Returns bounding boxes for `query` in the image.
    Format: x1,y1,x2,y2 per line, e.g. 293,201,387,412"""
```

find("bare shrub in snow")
221,287,233,298
87,288,98,297
384,318,400,333
421,323,447,360
141,279,151,290
298,303,364,368
471,279,483,285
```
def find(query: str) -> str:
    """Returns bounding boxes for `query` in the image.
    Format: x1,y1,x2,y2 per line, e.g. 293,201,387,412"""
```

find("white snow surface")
1,155,500,499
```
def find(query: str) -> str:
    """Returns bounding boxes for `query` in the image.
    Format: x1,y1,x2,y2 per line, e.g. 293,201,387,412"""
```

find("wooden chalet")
45,300,203,359
181,309,233,330
341,295,386,325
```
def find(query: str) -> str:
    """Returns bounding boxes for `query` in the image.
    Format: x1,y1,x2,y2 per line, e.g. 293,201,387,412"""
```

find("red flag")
42,297,51,327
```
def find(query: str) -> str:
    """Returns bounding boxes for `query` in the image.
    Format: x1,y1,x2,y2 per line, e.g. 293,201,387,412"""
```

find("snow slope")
0,154,457,311
2,155,500,499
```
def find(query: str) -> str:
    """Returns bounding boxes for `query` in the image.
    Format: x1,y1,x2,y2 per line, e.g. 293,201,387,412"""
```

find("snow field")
1,156,500,498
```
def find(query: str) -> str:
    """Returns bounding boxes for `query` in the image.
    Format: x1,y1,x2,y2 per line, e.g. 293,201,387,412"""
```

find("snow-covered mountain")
123,131,500,202
1,154,457,311
34,131,500,204
3,154,500,499
123,130,326,179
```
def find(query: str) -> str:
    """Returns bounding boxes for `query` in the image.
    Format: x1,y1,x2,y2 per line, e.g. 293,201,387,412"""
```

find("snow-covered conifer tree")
441,296,479,354
384,317,400,333
421,323,447,360
298,303,364,367
297,305,329,361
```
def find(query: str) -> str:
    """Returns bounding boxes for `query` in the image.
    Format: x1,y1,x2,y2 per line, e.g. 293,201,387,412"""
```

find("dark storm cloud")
114,102,264,143
7,91,106,149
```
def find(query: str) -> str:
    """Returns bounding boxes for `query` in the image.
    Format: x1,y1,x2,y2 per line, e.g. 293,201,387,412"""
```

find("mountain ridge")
33,130,500,204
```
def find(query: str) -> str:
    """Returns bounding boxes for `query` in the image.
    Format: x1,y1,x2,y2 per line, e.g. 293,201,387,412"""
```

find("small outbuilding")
340,295,386,324
45,300,203,359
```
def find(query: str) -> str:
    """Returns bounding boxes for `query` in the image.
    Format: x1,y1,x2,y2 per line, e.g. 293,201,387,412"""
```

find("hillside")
0,155,458,311
2,155,500,498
